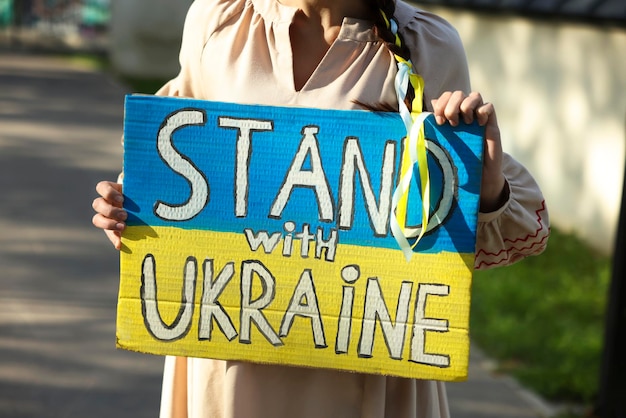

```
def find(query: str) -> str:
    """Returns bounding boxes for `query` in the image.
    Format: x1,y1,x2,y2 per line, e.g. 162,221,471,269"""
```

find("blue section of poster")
123,95,483,254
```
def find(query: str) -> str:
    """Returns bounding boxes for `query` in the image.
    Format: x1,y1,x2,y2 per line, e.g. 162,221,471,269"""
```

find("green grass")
470,227,611,403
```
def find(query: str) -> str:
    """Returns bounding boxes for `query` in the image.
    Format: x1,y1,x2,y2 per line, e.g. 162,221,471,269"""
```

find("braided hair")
366,0,417,111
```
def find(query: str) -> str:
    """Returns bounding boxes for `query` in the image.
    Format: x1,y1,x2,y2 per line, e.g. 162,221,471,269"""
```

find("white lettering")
218,117,274,217
279,269,327,348
154,109,209,221
199,260,237,341
338,138,396,236
141,254,196,341
335,265,361,354
240,261,283,346
244,229,282,253
410,284,451,367
315,227,338,262
270,126,334,221
295,224,315,258
358,278,413,360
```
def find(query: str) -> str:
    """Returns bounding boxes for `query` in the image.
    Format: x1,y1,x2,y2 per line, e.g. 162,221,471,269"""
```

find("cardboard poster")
117,95,484,382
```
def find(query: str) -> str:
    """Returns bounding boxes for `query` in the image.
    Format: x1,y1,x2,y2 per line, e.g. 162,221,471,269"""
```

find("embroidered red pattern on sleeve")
474,200,549,270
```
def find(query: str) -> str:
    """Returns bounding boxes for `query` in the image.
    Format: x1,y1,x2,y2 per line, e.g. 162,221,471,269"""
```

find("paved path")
0,51,551,418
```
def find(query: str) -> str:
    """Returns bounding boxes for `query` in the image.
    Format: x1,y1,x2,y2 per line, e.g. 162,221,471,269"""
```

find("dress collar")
252,0,378,42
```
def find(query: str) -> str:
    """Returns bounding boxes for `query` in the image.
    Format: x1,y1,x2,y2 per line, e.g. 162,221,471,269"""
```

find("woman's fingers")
458,92,483,125
95,181,124,207
431,91,507,212
430,91,450,125
476,101,496,127
431,91,489,127
92,211,126,231
104,229,123,250
442,90,467,127
93,180,126,223
92,207,125,249
93,181,126,249
92,196,127,221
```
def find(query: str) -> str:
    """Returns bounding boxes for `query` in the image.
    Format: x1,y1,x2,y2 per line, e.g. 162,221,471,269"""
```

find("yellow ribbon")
378,10,431,261
390,56,431,261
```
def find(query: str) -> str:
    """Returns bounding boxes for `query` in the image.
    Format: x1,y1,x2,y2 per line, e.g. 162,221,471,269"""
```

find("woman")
93,0,549,416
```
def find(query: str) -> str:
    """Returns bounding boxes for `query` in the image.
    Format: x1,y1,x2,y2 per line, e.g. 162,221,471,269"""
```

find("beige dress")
155,0,550,417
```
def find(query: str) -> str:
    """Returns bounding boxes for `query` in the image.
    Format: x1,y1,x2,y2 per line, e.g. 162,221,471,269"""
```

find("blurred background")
0,0,624,417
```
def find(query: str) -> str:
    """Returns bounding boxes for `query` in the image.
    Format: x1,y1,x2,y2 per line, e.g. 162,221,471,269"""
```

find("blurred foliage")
62,52,109,71
58,53,167,94
82,0,110,27
120,77,168,95
471,227,611,403
0,0,110,27
0,0,12,26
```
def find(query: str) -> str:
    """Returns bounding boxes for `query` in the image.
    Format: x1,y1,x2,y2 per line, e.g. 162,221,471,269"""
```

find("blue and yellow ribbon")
381,12,431,261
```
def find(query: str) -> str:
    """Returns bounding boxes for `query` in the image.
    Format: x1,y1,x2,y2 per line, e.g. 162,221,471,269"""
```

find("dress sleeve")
156,0,245,98
474,153,550,270
395,1,471,106
397,1,550,269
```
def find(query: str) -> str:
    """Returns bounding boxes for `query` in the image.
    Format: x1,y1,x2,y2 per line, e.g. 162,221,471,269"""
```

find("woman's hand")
92,181,126,250
431,91,507,212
